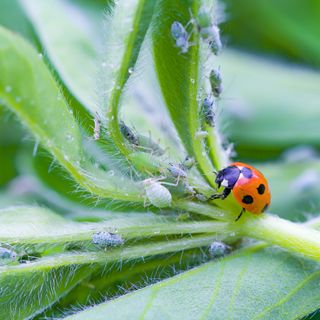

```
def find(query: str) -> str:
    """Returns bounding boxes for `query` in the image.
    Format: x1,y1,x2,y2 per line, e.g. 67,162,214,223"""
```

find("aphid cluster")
196,7,222,55
170,6,222,55
92,231,124,247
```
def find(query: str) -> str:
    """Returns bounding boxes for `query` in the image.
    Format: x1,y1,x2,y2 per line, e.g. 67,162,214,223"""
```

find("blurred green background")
1,1,320,318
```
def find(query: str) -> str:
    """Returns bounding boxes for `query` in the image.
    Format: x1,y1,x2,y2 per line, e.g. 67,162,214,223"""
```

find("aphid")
195,193,208,202
209,69,223,98
171,21,190,54
143,178,172,208
92,231,124,247
93,112,101,140
0,246,17,266
208,26,222,55
195,130,208,139
209,241,231,258
136,134,165,156
193,7,222,55
211,162,271,221
120,121,139,145
202,96,215,126
181,156,195,170
168,163,187,179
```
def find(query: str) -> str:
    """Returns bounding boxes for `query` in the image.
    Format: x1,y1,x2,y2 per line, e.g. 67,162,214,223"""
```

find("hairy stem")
241,214,320,261
2,234,224,272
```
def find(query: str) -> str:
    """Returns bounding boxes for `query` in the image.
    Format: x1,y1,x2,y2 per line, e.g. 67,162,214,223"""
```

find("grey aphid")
168,163,187,179
209,241,231,257
0,246,17,266
171,21,190,54
202,96,215,126
208,25,222,55
92,232,124,247
120,121,139,145
195,193,208,202
209,69,223,98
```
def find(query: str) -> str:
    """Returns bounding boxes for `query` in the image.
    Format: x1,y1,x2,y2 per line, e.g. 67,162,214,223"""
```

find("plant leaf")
0,0,38,45
222,0,320,67
20,0,106,115
220,50,320,158
64,245,320,320
152,0,217,184
0,233,219,319
0,261,93,319
103,0,158,158
0,26,143,203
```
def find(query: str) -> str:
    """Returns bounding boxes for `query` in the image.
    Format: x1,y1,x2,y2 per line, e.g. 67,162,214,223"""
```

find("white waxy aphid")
209,241,231,258
92,231,124,247
0,246,17,266
195,130,208,139
93,112,101,140
144,179,172,208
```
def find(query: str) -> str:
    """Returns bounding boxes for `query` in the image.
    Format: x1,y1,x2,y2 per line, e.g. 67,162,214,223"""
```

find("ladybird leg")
209,187,231,200
235,208,245,221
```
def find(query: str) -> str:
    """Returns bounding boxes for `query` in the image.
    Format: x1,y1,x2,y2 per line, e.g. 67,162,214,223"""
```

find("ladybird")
211,162,271,221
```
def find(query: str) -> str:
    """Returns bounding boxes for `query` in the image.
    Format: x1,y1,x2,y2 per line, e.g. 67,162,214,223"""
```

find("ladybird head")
215,165,241,189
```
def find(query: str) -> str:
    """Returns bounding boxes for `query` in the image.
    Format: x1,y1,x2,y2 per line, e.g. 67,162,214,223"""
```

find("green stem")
3,220,229,245
205,125,229,170
241,214,320,261
2,234,225,273
188,3,217,188
173,200,232,221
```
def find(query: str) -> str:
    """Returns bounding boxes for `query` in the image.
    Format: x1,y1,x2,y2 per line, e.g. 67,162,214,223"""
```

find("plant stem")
240,214,320,261
186,3,217,188
205,125,228,170
3,220,230,245
173,200,232,220
3,234,225,272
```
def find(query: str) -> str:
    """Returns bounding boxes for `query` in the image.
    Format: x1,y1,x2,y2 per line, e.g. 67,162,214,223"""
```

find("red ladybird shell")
230,162,271,214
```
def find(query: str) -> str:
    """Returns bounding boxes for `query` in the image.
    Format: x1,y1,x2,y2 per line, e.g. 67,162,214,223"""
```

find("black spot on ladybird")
257,184,265,195
242,195,253,204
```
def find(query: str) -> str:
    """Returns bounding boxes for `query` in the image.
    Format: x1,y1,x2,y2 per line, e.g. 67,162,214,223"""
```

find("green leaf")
220,50,320,158
20,0,105,115
259,161,320,221
222,0,320,68
64,245,320,320
0,26,144,203
0,0,38,45
0,261,92,319
104,0,158,158
0,232,219,319
152,0,219,185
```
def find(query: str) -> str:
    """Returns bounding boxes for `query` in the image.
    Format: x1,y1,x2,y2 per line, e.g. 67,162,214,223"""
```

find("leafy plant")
1,0,320,319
